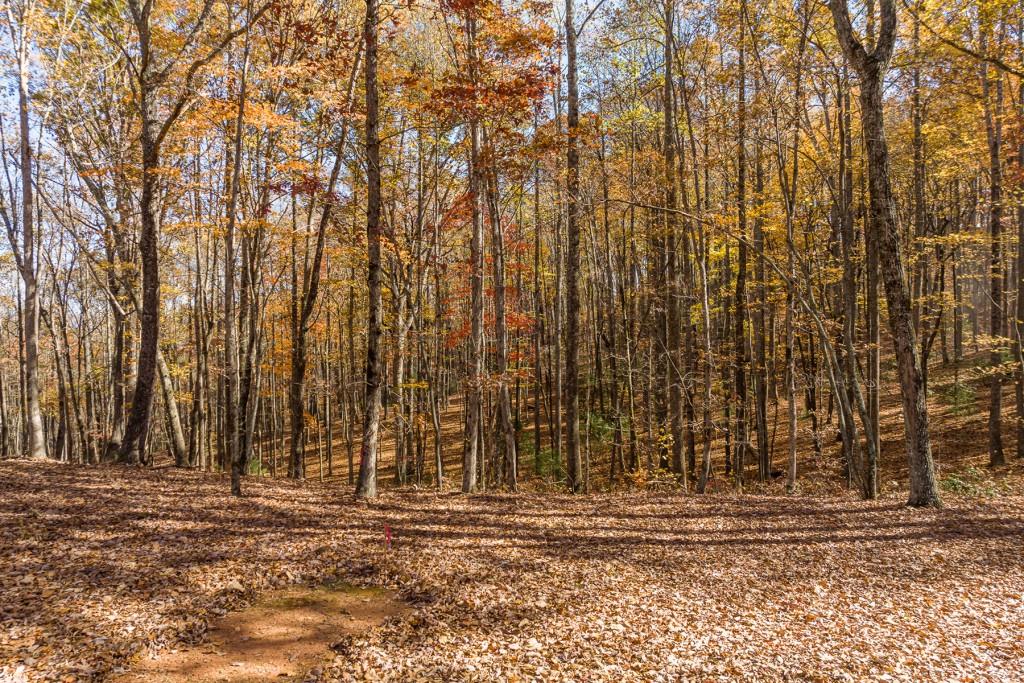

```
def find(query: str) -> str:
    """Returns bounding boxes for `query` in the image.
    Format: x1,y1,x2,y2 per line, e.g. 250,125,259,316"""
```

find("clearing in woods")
1,461,1023,682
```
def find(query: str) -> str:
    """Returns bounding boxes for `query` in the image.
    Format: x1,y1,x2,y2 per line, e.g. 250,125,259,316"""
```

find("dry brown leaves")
1,462,1022,682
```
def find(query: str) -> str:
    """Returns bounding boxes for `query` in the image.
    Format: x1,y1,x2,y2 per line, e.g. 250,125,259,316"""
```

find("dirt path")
115,583,406,683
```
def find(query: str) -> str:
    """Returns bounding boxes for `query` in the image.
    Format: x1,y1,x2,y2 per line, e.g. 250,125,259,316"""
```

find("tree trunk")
120,64,161,465
983,61,1006,467
226,31,249,494
564,0,583,493
462,13,482,494
12,31,46,461
663,0,686,487
157,349,188,466
356,0,383,499
830,0,940,506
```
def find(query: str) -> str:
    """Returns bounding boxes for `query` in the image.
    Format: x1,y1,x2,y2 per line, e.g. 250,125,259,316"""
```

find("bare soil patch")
115,583,405,683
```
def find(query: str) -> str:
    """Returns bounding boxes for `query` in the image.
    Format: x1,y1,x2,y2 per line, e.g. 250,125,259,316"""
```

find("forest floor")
2,461,1024,682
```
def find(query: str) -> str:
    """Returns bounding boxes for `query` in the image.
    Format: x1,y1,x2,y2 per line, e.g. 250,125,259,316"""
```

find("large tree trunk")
862,75,939,506
356,0,383,499
120,66,161,465
829,0,941,506
733,29,748,490
11,17,47,461
982,62,1006,467
564,0,583,493
462,14,482,494
226,32,249,494
663,0,686,487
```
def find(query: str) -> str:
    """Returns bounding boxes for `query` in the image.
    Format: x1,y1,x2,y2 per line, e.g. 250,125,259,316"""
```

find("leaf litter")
1,461,1022,682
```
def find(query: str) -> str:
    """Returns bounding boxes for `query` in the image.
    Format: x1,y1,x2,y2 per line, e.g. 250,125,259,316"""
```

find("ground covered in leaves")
2,462,1023,682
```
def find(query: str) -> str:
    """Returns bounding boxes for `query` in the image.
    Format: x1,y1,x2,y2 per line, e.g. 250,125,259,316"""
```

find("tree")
4,0,1010,509
564,0,582,493
1,0,46,460
355,0,382,499
226,16,251,496
828,0,941,507
114,0,269,464
981,52,1006,468
663,0,687,487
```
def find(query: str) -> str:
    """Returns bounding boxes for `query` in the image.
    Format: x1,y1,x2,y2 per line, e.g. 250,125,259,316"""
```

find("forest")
1,0,1024,680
